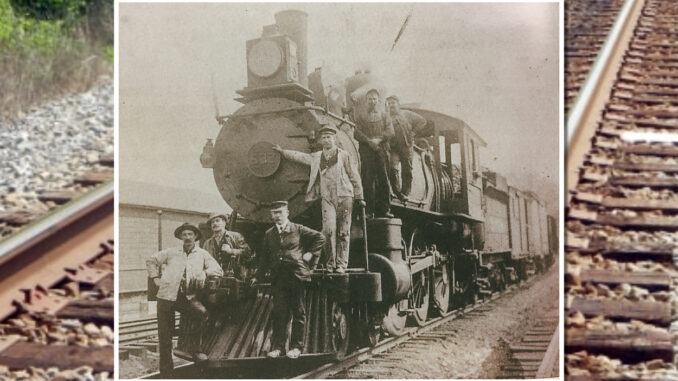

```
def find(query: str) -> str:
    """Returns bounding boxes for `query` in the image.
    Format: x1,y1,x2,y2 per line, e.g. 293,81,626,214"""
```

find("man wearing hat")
201,212,252,279
250,201,325,359
273,125,364,273
352,88,394,218
147,222,223,376
386,95,428,199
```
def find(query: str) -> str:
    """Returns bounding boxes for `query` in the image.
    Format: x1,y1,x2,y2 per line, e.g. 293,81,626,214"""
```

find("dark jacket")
353,110,395,146
201,230,252,279
256,222,325,285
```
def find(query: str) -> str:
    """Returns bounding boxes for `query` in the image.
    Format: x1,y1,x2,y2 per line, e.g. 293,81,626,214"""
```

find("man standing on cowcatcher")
147,222,223,376
249,201,325,359
273,125,364,273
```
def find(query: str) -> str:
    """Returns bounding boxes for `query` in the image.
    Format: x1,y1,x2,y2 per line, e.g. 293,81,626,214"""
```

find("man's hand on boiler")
272,144,283,153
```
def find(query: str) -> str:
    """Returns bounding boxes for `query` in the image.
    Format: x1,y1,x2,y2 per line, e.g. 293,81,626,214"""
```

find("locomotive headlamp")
247,39,283,78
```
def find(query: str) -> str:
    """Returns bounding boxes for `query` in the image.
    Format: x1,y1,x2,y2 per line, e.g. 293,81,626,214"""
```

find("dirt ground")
368,264,560,379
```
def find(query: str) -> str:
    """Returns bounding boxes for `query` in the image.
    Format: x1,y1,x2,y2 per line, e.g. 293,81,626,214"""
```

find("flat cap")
366,88,380,96
386,95,400,102
269,201,289,210
174,222,202,240
318,126,338,136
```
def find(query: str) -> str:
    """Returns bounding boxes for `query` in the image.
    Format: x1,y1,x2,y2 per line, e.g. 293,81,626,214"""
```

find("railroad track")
0,153,113,239
566,0,678,379
497,309,559,378
565,0,626,115
138,268,555,379
0,182,114,379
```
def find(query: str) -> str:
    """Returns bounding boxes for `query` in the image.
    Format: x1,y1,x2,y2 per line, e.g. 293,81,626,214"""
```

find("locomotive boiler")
181,9,556,368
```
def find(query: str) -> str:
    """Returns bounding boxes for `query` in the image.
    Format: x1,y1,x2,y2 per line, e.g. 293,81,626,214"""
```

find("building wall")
119,204,210,320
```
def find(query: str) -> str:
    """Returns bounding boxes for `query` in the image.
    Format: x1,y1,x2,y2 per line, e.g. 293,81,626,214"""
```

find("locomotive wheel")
331,302,350,359
408,270,430,326
382,302,407,336
431,264,450,315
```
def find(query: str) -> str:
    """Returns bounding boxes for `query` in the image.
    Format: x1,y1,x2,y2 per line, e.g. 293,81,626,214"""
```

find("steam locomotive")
176,9,557,368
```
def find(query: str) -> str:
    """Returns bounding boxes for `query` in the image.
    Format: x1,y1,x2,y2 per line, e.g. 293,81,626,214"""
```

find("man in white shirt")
147,222,223,376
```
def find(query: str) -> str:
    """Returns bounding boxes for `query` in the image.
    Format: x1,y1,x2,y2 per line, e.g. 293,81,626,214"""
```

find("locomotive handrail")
218,105,356,128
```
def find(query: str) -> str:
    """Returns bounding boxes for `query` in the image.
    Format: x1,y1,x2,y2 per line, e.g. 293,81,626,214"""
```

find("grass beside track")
0,0,112,115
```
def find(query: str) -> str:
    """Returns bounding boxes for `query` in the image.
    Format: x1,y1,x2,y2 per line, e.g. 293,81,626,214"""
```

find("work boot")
193,352,208,362
286,348,301,359
267,349,281,358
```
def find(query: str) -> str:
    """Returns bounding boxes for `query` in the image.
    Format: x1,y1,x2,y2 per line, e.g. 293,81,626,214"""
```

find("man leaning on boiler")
273,125,364,273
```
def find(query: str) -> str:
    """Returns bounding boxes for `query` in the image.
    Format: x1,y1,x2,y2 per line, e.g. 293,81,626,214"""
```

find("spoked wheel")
331,302,350,359
382,302,407,336
431,264,450,315
408,270,430,326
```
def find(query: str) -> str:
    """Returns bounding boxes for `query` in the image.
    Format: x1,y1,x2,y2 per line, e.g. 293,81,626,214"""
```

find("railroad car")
175,9,556,368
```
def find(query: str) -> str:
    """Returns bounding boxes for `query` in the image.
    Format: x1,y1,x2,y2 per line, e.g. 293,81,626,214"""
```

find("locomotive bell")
200,139,215,168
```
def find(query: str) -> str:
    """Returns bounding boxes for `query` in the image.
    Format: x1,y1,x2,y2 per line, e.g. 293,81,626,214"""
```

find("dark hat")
208,212,229,224
174,223,201,240
269,201,289,211
386,95,400,103
318,126,337,136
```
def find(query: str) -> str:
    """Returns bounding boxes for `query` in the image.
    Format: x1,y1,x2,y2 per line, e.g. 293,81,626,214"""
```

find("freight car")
176,9,556,368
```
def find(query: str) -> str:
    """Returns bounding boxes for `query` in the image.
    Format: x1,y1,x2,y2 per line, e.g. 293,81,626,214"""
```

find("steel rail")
566,0,645,195
0,181,114,266
0,182,114,319
536,325,559,378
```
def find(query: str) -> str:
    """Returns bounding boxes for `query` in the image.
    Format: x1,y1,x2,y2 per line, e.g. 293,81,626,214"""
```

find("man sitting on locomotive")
249,201,325,359
201,212,252,279
352,88,395,218
147,223,224,376
386,95,427,200
273,126,365,273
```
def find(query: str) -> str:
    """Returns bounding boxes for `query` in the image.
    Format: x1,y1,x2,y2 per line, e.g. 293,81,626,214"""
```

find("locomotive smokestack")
275,10,308,87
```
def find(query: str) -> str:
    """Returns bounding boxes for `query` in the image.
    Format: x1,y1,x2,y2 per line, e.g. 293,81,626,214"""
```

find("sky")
119,2,559,214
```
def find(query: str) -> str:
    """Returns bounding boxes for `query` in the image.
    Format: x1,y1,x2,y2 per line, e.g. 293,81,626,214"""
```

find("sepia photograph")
0,0,114,378
119,2,559,379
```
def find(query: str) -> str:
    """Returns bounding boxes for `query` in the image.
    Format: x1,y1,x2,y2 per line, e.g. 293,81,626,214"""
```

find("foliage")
103,44,113,63
10,0,86,21
0,0,113,114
